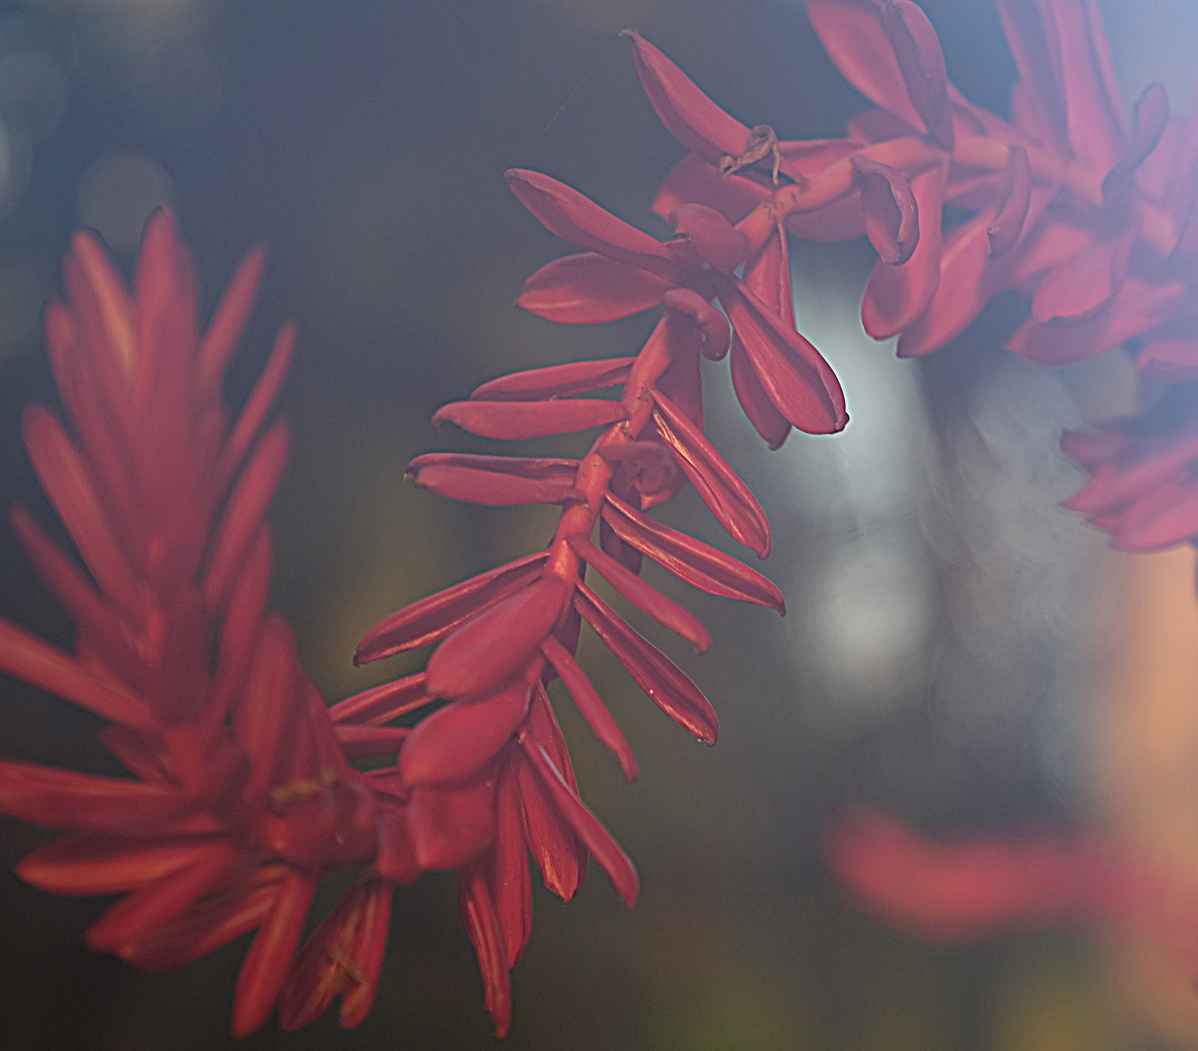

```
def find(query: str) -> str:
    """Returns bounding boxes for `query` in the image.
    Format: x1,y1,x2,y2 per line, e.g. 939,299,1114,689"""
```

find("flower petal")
197,239,268,388
661,287,731,361
409,464,584,507
567,534,710,653
807,0,939,139
354,553,548,664
1030,233,1129,323
999,0,1126,173
85,840,240,957
596,440,682,501
861,159,946,339
575,580,718,745
425,575,567,699
517,253,674,324
329,673,432,726
652,389,773,557
122,867,285,972
743,225,794,325
334,725,411,761
541,634,638,782
668,203,750,275
407,452,580,481
375,808,420,884
656,323,705,432
506,169,682,281
0,619,157,732
824,808,1097,941
400,674,532,787
204,421,290,610
622,31,752,168
601,491,786,613
0,760,184,832
730,336,790,449
17,833,222,895
458,859,512,1037
851,154,920,267
881,0,954,148
432,398,628,440
408,775,497,870
514,746,587,901
517,688,588,899
1112,475,1198,551
1137,337,1198,383
231,870,318,1038
233,616,303,804
470,357,635,400
520,732,638,908
278,876,394,1031
732,230,793,447
987,145,1032,257
489,761,533,967
216,321,297,494
896,215,994,358
22,404,142,618
599,514,643,575
9,506,151,700
1010,276,1184,365
211,526,272,724
64,229,136,383
652,154,767,224
1103,82,1169,207
717,282,847,438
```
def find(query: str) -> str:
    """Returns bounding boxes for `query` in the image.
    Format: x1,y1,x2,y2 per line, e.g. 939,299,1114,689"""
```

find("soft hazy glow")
0,49,66,140
0,116,28,213
778,258,937,714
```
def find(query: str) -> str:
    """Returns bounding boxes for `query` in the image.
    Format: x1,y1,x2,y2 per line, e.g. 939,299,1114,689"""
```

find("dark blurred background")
0,0,1194,1048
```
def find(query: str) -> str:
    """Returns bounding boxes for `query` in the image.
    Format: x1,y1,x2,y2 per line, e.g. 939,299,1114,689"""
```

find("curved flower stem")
545,317,672,583
733,133,1178,262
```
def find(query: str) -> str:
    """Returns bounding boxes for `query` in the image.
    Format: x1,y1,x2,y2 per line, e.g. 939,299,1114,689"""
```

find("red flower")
0,213,424,1036
824,809,1114,941
507,167,848,438
824,808,1198,981
626,18,945,348
816,0,1193,364
627,1,1198,372
351,113,812,1031
1062,380,1198,551
332,665,642,1038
